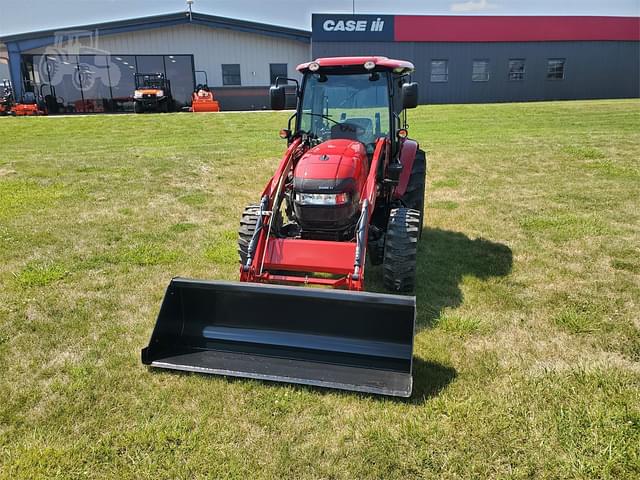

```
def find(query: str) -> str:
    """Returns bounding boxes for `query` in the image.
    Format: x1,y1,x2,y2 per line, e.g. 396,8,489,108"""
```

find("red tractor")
142,57,425,397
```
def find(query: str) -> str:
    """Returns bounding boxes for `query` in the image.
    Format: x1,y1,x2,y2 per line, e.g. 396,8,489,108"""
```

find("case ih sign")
312,14,394,41
312,14,640,42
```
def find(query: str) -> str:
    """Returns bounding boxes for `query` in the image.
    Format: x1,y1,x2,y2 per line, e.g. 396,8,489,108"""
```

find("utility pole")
186,0,194,22
352,0,356,14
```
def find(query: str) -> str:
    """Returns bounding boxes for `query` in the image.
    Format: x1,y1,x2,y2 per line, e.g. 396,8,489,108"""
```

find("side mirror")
269,86,286,110
401,82,419,110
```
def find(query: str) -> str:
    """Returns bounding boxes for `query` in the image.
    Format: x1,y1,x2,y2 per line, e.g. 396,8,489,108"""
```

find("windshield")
136,75,164,89
299,72,390,150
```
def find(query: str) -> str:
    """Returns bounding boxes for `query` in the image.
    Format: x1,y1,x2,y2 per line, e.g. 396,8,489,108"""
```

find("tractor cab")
133,73,174,113
271,57,417,155
299,70,392,154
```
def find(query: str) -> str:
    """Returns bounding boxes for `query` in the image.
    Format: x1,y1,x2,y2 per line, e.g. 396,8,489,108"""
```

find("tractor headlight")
133,90,143,99
155,90,164,97
296,192,350,206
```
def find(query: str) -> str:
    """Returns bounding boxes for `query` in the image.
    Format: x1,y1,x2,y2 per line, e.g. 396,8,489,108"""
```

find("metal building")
312,14,640,103
0,12,310,112
2,12,638,112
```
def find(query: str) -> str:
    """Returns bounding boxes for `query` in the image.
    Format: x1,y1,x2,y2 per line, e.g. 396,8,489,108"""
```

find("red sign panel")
394,16,640,42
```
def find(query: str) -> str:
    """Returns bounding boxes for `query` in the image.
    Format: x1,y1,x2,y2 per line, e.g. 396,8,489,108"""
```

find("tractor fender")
393,138,419,199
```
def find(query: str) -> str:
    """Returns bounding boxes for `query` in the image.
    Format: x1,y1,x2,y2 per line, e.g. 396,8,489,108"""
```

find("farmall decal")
312,14,394,41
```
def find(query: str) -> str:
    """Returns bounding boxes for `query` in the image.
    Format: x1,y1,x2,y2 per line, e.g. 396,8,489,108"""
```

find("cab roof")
297,56,414,74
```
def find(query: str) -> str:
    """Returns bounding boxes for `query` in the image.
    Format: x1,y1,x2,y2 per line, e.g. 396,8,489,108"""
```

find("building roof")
1,11,311,50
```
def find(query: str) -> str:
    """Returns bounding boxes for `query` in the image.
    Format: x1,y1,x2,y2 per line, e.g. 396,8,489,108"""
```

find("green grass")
1,100,639,479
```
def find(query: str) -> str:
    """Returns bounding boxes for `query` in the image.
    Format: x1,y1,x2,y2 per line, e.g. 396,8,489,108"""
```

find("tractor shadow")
368,227,513,330
367,227,512,402
409,357,457,402
407,228,511,402
413,227,513,330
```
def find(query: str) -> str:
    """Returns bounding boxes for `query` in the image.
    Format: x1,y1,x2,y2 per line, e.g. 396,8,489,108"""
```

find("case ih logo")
322,17,386,32
312,14,394,41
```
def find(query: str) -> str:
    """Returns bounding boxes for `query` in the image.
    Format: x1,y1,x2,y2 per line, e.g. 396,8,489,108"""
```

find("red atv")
143,57,426,397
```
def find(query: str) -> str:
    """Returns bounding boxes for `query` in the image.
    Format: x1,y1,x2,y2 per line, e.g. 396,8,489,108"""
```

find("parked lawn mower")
0,79,13,115
12,90,46,116
142,57,426,397
189,71,220,112
1,80,46,116
133,73,174,113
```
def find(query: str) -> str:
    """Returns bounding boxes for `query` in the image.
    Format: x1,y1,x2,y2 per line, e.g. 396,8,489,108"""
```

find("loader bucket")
142,278,416,397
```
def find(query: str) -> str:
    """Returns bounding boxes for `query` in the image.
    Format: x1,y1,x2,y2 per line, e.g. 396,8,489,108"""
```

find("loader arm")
242,137,388,291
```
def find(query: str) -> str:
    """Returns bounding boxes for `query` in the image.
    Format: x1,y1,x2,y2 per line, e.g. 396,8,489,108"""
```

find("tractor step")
142,278,416,397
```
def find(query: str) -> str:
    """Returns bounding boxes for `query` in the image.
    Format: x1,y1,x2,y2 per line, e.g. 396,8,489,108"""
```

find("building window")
222,64,241,85
269,63,288,85
472,60,489,82
430,60,448,82
508,59,525,81
164,55,195,108
547,59,565,80
23,53,195,113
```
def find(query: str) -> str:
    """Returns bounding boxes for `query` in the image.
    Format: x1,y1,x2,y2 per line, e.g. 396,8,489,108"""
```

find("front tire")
383,208,420,293
238,204,261,265
401,149,427,238
238,204,283,265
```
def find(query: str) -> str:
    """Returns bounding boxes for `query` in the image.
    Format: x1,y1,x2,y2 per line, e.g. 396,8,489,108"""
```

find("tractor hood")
293,139,368,193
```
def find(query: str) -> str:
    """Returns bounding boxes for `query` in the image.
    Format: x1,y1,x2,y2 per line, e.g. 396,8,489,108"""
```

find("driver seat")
330,117,373,143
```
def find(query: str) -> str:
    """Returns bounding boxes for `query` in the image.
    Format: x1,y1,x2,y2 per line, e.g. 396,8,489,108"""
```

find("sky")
0,0,638,36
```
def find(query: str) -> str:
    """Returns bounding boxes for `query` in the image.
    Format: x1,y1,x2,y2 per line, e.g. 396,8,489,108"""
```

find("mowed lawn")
0,100,639,479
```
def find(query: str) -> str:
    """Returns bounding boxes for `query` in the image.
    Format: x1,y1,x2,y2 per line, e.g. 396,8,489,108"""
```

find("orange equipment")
11,91,46,116
190,87,220,112
11,104,44,116
189,71,220,112
0,80,13,115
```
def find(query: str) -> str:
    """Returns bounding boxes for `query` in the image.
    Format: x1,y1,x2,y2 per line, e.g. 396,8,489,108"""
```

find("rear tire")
401,149,426,238
238,204,261,265
383,208,420,293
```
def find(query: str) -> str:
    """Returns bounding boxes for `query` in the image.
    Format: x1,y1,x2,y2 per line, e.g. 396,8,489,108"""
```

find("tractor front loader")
142,57,426,397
